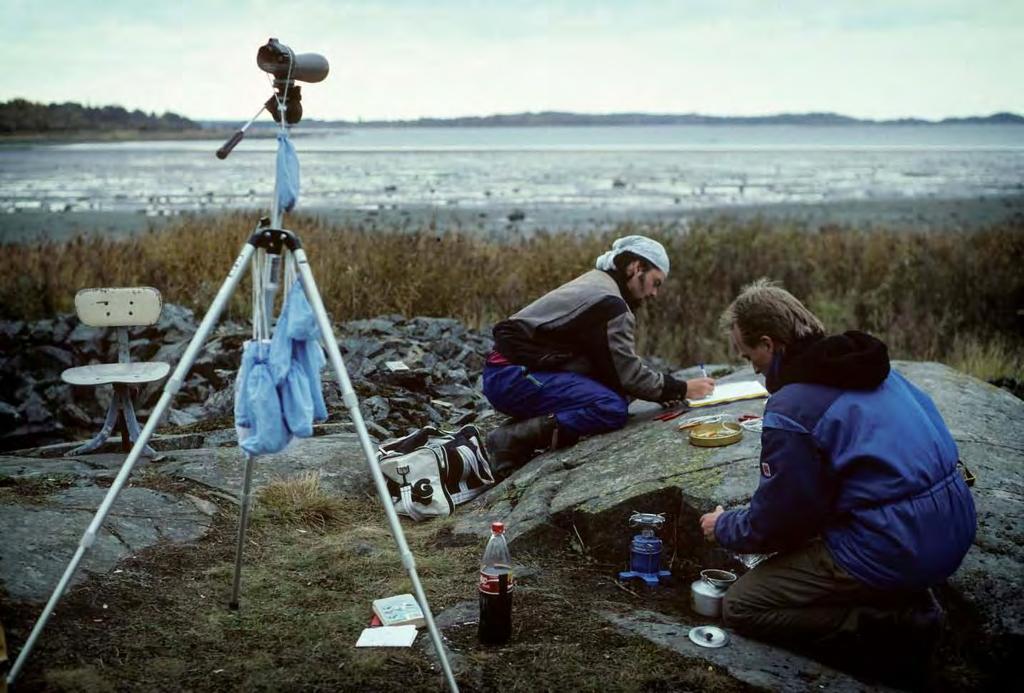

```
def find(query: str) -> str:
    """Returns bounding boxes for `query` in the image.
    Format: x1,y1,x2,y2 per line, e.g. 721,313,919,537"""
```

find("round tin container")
688,421,743,447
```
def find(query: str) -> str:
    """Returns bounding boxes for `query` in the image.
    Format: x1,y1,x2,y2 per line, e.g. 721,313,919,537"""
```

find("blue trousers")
482,363,628,437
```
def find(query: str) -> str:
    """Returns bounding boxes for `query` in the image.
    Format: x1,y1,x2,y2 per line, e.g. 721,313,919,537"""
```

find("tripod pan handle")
216,130,245,159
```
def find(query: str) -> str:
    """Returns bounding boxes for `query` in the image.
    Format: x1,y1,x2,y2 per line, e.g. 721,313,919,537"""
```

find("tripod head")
258,39,329,125
216,38,330,158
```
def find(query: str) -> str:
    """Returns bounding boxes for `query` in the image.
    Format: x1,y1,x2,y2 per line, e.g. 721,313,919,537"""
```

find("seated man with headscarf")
482,235,715,477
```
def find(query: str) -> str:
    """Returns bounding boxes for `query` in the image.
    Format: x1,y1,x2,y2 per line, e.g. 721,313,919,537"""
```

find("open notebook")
686,380,769,408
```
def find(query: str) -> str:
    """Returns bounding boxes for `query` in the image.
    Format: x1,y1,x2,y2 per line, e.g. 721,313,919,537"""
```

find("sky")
2,0,1022,122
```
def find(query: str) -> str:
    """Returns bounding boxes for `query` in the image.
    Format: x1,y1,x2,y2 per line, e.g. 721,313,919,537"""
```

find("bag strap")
378,425,452,457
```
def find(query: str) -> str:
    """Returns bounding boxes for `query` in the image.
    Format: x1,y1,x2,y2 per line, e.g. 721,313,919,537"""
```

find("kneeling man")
483,235,714,476
701,279,975,647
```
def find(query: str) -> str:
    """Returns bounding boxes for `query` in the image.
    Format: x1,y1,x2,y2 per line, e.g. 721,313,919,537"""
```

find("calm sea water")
2,124,1023,236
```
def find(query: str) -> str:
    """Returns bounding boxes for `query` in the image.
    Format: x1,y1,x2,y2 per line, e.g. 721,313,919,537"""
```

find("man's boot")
854,588,945,687
486,414,558,479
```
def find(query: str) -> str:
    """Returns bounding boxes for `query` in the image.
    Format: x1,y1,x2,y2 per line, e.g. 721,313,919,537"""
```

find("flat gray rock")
159,432,373,500
601,609,894,692
0,486,214,601
455,367,768,560
0,455,96,479
892,363,1024,644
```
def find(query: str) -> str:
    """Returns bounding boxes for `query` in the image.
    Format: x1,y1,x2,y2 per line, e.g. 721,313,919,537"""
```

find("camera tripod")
7,40,459,693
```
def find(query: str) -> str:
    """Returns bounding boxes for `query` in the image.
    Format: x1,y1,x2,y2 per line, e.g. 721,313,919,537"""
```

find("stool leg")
115,386,131,452
65,389,120,456
120,386,158,457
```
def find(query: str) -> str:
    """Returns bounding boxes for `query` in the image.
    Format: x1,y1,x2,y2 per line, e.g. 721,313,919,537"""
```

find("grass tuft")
254,471,346,532
946,334,1024,383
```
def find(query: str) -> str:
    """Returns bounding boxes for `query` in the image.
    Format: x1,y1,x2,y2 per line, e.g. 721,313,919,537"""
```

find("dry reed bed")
2,212,1021,378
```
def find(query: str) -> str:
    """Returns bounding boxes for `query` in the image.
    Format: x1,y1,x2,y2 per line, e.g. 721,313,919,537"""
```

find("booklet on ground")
355,625,418,648
372,593,426,627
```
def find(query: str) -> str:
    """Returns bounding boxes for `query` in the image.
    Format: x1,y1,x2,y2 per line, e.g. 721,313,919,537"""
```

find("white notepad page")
355,625,418,647
686,380,769,408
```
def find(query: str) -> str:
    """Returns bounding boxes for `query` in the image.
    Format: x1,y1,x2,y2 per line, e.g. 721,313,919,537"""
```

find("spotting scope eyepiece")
257,38,329,83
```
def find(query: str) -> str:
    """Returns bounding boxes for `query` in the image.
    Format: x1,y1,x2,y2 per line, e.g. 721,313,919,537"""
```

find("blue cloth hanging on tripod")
276,131,300,213
234,281,326,455
270,280,328,437
235,339,291,455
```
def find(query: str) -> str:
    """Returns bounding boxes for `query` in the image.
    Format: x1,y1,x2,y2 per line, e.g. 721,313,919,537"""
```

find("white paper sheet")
355,625,419,647
686,380,769,408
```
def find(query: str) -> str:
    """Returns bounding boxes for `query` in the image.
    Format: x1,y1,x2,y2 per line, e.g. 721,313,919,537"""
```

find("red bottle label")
479,566,515,595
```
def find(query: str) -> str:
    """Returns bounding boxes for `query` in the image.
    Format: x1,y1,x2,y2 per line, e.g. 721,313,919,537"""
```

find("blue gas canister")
618,512,671,586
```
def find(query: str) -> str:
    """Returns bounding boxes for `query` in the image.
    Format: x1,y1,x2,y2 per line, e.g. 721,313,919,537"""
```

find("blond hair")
720,278,825,348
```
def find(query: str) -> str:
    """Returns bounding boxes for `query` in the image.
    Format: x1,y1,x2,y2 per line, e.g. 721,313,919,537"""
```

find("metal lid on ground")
688,625,730,648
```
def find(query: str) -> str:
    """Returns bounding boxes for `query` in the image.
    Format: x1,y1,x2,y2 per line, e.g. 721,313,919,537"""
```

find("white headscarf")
594,235,670,276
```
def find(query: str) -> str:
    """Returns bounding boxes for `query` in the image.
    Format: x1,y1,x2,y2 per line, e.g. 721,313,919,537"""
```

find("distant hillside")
313,110,1024,128
0,99,200,135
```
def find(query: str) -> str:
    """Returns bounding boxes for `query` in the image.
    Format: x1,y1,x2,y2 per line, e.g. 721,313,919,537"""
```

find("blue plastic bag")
295,339,328,422
235,279,326,455
233,339,261,429
268,281,327,437
275,131,300,213
280,366,315,438
236,341,291,456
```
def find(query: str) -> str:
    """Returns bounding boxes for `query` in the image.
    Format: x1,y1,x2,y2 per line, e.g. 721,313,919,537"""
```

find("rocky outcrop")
453,361,1024,675
0,309,498,451
453,365,764,561
1,308,1020,688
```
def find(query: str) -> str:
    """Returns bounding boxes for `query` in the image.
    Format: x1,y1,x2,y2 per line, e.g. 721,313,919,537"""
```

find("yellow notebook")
686,380,769,408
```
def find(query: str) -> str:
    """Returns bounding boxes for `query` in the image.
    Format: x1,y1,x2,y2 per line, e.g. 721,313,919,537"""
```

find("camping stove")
618,512,671,586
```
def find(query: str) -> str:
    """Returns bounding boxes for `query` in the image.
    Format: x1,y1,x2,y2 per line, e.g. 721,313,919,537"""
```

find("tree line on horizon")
332,110,1024,128
3,98,1022,133
0,99,199,135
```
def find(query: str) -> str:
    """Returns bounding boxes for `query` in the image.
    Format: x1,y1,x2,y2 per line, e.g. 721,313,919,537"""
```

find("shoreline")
2,194,1023,244
0,129,235,146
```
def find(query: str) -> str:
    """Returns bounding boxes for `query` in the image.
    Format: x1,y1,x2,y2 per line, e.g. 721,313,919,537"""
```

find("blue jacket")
715,332,976,591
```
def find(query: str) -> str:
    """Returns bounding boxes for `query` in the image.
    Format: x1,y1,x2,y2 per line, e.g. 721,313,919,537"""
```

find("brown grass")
2,212,1022,379
254,471,348,531
4,489,752,692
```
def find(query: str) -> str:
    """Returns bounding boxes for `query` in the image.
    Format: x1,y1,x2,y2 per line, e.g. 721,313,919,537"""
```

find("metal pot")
690,569,737,618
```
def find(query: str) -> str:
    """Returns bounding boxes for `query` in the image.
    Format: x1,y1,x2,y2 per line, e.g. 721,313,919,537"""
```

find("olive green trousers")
722,539,905,643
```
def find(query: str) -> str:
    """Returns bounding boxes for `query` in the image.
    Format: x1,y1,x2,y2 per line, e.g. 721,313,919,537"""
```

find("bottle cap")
491,521,505,534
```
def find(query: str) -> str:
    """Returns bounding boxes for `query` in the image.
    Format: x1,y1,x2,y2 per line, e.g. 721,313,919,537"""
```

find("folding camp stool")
61,287,170,457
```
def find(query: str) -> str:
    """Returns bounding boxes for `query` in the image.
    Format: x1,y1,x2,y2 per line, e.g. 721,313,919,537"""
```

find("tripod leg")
229,453,257,610
6,242,257,687
292,248,460,693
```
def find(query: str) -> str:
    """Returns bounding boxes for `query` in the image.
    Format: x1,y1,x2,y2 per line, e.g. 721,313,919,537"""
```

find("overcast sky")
3,0,1022,121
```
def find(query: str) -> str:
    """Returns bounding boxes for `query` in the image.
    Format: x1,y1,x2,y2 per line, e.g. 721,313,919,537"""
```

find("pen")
699,362,708,378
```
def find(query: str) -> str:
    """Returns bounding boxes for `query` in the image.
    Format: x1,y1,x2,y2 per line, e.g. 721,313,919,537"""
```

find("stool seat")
62,362,170,387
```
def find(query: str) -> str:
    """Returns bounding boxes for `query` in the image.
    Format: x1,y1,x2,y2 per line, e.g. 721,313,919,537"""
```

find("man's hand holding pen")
687,363,715,399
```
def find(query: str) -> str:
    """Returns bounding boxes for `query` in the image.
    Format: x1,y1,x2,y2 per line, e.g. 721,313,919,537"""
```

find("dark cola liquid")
478,566,513,645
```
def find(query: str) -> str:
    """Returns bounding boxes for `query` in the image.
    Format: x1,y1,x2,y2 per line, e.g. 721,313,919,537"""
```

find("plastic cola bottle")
478,520,514,645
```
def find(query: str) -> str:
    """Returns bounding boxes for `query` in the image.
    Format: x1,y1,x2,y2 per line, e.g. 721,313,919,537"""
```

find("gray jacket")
492,270,686,401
